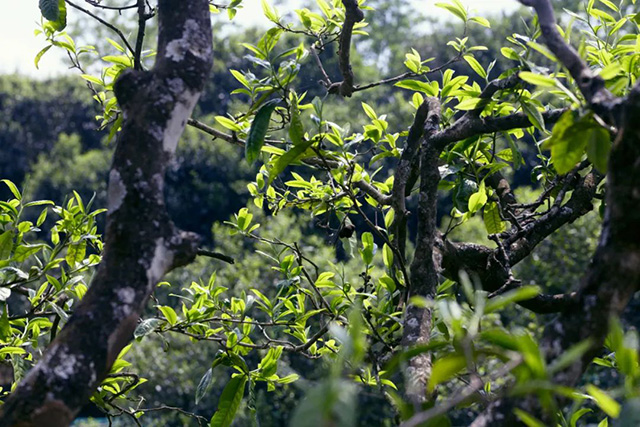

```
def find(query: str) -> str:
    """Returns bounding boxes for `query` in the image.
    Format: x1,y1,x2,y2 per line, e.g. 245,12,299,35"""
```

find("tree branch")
66,0,136,57
328,0,364,97
430,108,567,151
519,0,617,116
133,0,147,70
402,98,442,406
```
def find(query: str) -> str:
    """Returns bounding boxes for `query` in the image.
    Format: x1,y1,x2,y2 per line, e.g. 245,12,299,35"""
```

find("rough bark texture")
472,85,640,427
401,98,441,406
0,1,213,425
329,0,364,97
468,1,640,424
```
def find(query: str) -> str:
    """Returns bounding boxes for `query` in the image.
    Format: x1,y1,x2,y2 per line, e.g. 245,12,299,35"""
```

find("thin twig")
66,0,136,57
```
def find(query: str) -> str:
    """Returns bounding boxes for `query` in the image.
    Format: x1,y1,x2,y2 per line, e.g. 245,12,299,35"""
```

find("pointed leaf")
268,138,315,184
210,375,248,427
196,368,213,405
246,99,279,165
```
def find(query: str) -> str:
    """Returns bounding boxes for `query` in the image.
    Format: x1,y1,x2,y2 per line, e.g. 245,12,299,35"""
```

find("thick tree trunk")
401,99,441,406
0,2,213,425
471,1,640,424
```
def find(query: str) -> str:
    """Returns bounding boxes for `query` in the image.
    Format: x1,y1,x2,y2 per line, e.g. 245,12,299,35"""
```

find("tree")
1,0,640,425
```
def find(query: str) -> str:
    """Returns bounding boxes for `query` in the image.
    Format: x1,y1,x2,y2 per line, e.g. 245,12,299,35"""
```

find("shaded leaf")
586,126,611,173
210,375,248,427
196,368,213,405
268,138,315,184
246,100,280,164
428,355,467,392
587,385,621,418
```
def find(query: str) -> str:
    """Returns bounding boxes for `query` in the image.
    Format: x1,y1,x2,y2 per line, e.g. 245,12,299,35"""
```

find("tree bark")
401,98,441,406
470,1,640,424
0,1,213,425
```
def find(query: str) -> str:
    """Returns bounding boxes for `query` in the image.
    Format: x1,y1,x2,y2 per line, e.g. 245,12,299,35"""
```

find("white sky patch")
1,0,518,78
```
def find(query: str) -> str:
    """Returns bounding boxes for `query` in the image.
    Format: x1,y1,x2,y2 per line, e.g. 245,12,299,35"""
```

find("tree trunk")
0,1,213,425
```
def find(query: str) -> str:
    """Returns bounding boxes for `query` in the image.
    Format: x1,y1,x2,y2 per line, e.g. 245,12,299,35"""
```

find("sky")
0,0,518,78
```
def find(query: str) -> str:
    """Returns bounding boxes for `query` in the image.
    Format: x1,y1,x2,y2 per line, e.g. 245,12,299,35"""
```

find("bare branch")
196,249,235,264
353,180,392,205
328,0,364,97
431,108,567,151
402,356,523,427
133,0,147,70
66,0,136,57
519,0,617,114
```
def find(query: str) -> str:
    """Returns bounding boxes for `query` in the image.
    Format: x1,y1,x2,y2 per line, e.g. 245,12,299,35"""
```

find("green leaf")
276,373,299,384
485,286,541,313
571,408,592,427
501,47,520,61
455,98,482,110
586,126,611,173
521,100,545,132
14,244,45,263
394,80,438,96
360,232,375,265
261,0,279,22
258,346,283,378
81,74,103,86
435,0,467,21
34,45,53,70
546,114,585,175
215,116,243,132
102,55,133,68
483,202,506,234
513,409,546,427
0,308,10,341
1,180,21,201
587,385,621,418
288,97,305,146
428,355,467,392
548,339,593,374
134,318,162,339
463,54,486,79
382,244,394,270
0,231,13,261
599,62,622,80
0,347,26,356
158,306,178,326
39,0,59,21
246,100,279,165
65,241,86,268
50,0,67,32
268,138,315,184
22,200,54,208
196,368,213,405
361,102,377,120
469,16,490,27
210,375,248,427
468,181,487,213
519,71,556,88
